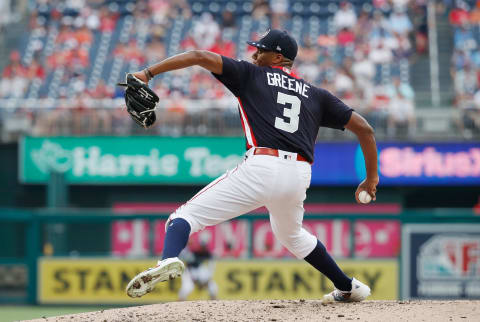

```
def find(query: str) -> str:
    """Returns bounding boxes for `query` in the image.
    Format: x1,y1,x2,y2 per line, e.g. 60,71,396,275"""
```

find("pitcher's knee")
166,206,203,234
275,230,317,259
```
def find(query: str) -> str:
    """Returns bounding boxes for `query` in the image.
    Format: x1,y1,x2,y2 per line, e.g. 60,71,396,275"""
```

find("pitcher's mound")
28,300,480,322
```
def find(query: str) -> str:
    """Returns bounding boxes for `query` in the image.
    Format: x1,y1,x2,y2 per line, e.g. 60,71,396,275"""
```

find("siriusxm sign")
311,142,480,185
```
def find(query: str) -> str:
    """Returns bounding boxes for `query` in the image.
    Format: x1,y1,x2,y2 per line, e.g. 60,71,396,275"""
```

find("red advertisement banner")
111,220,150,257
111,219,400,258
153,220,249,258
252,220,351,258
355,220,400,257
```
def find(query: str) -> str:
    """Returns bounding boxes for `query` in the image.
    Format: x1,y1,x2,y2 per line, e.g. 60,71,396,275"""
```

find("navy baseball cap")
247,29,298,61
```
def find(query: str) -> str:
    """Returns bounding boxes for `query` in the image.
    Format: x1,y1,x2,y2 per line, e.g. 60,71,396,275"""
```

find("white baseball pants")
168,147,318,259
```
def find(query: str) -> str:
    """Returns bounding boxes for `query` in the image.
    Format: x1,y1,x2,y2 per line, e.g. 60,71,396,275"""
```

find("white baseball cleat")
322,278,371,303
126,257,185,298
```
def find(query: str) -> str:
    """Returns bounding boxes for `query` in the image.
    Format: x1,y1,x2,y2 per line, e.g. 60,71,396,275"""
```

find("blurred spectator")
180,31,198,52
389,6,413,35
164,90,187,137
387,89,416,137
334,67,355,99
75,26,93,46
470,1,480,24
458,93,480,138
83,7,100,30
337,28,355,47
370,25,394,49
296,37,320,83
167,0,192,20
270,0,289,29
369,41,393,64
221,10,236,31
391,0,410,9
99,6,117,32
146,37,167,63
452,63,477,96
192,13,220,50
449,1,470,26
392,32,413,59
352,50,375,99
89,80,113,99
373,0,391,11
27,57,46,81
56,25,77,46
355,10,373,43
385,76,415,100
467,89,480,132
252,0,270,20
317,34,337,51
114,40,145,65
411,1,428,54
0,0,11,33
365,85,390,133
69,73,87,97
471,49,480,68
451,49,470,71
385,77,416,137
371,10,389,32
454,24,476,51
333,2,357,30
209,34,236,58
149,0,171,25
1,51,28,98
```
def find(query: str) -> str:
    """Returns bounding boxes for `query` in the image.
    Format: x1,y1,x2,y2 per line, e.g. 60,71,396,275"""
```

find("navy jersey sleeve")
319,88,354,130
211,56,255,97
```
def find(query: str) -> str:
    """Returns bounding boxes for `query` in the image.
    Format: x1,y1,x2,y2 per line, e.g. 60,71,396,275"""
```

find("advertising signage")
20,136,245,184
311,142,480,186
402,224,480,299
111,219,400,258
20,137,480,185
38,258,397,303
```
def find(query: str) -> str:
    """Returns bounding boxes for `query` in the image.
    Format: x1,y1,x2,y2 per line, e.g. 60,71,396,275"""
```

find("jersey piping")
237,97,257,149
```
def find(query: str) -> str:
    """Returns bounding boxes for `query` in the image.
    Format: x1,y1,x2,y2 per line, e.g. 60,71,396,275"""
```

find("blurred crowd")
0,0,438,140
449,0,480,137
0,0,26,34
298,0,423,138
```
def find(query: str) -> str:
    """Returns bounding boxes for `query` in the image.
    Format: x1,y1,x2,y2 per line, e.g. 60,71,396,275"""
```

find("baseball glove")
117,73,159,128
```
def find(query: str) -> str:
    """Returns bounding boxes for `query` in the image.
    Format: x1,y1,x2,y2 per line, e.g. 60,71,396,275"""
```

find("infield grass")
0,305,119,322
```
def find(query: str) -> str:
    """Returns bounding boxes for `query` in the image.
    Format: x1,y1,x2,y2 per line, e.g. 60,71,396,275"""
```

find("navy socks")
304,240,352,292
161,218,191,260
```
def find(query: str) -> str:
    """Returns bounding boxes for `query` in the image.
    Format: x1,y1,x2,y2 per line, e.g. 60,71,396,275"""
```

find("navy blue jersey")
212,56,353,163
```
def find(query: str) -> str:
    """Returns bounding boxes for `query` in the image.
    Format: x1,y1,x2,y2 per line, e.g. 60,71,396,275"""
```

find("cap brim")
246,41,273,51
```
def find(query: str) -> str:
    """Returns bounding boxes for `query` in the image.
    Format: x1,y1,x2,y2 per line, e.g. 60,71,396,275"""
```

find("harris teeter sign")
20,136,244,184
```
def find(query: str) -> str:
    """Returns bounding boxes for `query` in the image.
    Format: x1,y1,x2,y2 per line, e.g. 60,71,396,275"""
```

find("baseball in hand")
358,191,372,204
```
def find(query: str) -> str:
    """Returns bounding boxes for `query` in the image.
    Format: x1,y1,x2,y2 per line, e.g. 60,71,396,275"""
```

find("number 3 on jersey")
274,92,301,133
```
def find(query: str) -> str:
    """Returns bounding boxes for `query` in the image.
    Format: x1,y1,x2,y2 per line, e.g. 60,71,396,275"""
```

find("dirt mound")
28,300,480,322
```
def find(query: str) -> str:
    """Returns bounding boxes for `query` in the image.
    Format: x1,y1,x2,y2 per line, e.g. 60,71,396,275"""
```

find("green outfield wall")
0,209,478,304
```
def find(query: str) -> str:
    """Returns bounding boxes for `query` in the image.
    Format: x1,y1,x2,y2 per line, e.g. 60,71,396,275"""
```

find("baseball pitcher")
120,29,379,302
